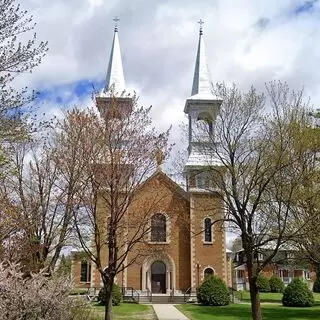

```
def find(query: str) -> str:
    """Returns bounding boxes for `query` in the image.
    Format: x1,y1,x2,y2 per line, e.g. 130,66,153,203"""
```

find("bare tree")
0,132,79,274
0,193,20,256
194,81,315,320
0,0,48,143
54,94,170,320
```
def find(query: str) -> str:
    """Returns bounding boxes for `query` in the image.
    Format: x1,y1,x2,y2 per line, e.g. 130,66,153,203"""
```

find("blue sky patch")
36,79,104,106
294,0,318,15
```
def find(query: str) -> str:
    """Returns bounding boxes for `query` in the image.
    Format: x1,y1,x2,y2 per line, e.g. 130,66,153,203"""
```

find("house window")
237,270,245,280
253,251,263,261
286,252,294,259
204,218,212,242
80,260,91,283
204,267,214,279
151,213,166,242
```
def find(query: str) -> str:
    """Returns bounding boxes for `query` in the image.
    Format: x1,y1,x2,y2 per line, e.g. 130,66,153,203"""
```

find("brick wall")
191,192,227,286
72,171,227,292
125,172,191,291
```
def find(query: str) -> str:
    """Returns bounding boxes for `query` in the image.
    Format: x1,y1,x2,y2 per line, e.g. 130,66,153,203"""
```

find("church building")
71,20,232,297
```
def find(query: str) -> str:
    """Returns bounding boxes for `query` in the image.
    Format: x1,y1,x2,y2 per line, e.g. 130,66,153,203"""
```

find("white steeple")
104,17,126,94
190,19,214,99
96,17,133,119
184,20,223,173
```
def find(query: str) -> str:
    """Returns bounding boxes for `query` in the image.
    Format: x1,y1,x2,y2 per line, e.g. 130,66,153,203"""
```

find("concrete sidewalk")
152,304,189,320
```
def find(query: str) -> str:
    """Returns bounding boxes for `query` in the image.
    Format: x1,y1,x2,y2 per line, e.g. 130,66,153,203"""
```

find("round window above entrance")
204,267,214,279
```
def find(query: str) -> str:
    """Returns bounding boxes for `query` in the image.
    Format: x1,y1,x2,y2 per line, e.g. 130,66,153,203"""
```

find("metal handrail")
122,286,140,303
183,286,191,302
183,286,196,302
146,287,152,302
86,287,101,301
169,287,175,302
133,288,140,303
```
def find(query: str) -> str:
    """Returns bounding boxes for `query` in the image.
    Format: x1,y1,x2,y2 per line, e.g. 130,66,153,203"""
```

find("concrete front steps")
139,294,186,304
123,290,197,304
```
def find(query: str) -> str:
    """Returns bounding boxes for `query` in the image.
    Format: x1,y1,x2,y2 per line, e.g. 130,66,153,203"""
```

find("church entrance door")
151,261,166,293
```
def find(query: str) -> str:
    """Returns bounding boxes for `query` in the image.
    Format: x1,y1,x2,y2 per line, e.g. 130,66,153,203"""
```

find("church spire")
190,19,214,98
104,17,126,94
183,20,222,172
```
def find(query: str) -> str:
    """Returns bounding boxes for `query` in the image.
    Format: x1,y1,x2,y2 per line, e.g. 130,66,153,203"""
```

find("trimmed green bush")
70,288,89,295
197,275,230,306
256,274,270,292
269,275,284,293
98,283,122,306
282,278,314,307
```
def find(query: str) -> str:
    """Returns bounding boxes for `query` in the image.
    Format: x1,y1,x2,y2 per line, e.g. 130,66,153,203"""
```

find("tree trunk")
103,276,114,320
248,271,262,320
242,233,263,320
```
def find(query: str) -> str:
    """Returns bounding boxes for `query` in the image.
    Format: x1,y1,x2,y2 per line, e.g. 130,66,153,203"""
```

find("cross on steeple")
198,19,204,35
113,16,120,32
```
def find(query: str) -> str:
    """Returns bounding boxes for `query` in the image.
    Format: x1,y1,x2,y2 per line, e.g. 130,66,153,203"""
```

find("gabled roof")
138,170,190,202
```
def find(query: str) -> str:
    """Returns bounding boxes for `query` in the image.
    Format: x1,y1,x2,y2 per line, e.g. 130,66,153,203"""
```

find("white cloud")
14,0,320,145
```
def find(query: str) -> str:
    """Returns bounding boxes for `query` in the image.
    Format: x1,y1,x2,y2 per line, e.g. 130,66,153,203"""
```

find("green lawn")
239,292,320,304
177,303,320,320
90,302,156,319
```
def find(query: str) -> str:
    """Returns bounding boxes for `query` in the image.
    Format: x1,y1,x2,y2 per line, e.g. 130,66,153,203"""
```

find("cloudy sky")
18,0,320,147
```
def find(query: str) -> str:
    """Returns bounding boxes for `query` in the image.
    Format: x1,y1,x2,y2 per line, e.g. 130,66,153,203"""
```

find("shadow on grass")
179,304,320,320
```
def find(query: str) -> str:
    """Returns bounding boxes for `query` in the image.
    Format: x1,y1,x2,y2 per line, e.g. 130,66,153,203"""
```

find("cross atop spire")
113,16,120,32
190,19,213,98
198,19,204,35
103,18,126,94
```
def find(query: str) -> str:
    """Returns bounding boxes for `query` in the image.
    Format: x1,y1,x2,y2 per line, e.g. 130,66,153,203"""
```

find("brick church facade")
71,21,232,294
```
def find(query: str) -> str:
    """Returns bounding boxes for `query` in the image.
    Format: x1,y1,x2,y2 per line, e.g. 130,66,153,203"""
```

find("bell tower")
92,18,133,289
96,17,133,120
184,20,227,289
184,19,222,185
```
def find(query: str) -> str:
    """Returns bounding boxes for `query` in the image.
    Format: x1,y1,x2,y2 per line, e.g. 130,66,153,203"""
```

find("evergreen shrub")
282,278,314,307
256,273,270,292
197,275,230,306
269,275,284,293
98,283,122,306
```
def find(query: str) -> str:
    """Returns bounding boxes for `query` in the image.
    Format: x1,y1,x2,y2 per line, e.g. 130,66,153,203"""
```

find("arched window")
151,213,166,242
80,260,91,282
197,112,213,137
204,267,214,280
204,218,212,242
